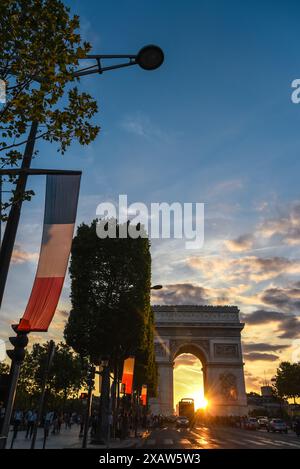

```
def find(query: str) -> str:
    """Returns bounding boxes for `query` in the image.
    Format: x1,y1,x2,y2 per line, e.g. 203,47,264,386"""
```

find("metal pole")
82,367,93,449
0,121,38,308
0,361,21,449
31,340,55,449
100,365,110,444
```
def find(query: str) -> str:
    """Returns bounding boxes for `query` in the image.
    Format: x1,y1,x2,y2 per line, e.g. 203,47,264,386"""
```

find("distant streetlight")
151,284,163,290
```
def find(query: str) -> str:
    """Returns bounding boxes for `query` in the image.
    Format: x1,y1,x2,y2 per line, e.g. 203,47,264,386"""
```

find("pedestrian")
295,419,300,437
25,409,37,439
0,401,5,432
121,412,129,439
57,413,62,433
51,411,58,434
44,411,54,438
78,414,84,437
10,409,23,448
91,412,98,437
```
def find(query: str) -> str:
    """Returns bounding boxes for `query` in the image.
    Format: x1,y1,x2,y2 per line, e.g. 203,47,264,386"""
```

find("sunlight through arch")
174,353,207,412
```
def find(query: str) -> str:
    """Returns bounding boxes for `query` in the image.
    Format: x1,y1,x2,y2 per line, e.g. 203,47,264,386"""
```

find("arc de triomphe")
149,305,248,416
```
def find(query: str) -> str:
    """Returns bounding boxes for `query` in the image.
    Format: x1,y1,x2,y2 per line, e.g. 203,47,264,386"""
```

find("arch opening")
173,353,207,413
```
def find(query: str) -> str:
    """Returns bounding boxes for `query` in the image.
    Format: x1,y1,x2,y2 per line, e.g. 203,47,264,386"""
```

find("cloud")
243,342,289,353
244,370,263,392
224,233,255,252
244,352,279,362
186,255,300,283
261,284,300,312
174,353,200,369
151,283,210,305
243,308,300,339
258,201,300,246
277,316,300,339
120,112,171,143
242,309,286,324
151,282,248,305
11,245,39,264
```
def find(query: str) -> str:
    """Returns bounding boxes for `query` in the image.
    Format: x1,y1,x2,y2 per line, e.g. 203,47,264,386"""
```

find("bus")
178,398,195,420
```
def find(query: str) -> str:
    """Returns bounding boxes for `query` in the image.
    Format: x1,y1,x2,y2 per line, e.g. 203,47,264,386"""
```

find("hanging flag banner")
140,384,147,406
18,174,81,332
121,356,135,395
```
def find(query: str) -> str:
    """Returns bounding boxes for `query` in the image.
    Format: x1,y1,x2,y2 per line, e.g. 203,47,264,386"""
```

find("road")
6,422,300,450
141,424,300,449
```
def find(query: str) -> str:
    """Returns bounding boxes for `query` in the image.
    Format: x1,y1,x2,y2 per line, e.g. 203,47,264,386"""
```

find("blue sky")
2,0,300,393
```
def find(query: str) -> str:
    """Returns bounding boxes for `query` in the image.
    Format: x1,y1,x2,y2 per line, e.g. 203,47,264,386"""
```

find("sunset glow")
174,353,205,412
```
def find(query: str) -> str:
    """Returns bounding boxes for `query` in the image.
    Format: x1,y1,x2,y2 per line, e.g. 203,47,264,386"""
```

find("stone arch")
173,342,209,408
172,342,209,365
151,305,248,416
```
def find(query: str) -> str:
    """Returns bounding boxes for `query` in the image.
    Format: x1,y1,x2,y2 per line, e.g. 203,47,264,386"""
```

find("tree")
0,0,99,219
273,361,300,404
51,342,88,405
64,220,157,394
14,342,87,409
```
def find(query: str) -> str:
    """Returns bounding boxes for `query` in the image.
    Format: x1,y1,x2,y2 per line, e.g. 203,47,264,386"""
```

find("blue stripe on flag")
44,175,81,224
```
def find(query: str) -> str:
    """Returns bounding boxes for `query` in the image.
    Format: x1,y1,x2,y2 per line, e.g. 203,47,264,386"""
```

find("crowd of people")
0,405,153,447
3,408,84,448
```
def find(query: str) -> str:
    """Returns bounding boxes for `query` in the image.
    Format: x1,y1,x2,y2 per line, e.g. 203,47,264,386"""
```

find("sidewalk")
6,424,148,449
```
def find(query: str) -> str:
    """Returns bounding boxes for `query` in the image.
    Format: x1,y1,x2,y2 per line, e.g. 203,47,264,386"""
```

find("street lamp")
151,284,163,290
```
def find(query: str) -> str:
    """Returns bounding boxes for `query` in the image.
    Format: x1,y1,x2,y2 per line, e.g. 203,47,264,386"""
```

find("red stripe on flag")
121,357,135,395
18,277,64,332
140,385,147,406
122,372,134,395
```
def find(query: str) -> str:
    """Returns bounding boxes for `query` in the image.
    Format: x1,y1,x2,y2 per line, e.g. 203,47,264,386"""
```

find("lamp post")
0,45,164,310
91,357,110,446
82,364,96,449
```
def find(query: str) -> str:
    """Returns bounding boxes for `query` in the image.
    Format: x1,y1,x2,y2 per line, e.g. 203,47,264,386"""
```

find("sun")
198,396,208,410
192,393,208,410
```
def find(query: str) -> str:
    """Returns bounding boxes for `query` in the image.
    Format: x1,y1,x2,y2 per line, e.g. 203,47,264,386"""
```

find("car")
245,417,258,430
267,419,288,433
257,417,269,428
176,416,189,428
165,415,177,423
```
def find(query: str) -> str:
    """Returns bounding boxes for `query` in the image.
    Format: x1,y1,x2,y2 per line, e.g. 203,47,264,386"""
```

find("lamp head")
136,45,164,71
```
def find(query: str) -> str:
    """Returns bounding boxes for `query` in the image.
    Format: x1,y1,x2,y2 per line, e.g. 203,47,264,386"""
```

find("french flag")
18,174,81,332
121,357,135,395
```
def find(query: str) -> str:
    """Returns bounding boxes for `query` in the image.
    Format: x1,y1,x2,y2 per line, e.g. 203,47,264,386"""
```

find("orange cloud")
11,245,39,264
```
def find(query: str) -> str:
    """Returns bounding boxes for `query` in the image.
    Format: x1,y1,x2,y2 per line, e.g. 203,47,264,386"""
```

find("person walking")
43,410,54,449
10,409,23,448
295,418,300,437
25,409,37,439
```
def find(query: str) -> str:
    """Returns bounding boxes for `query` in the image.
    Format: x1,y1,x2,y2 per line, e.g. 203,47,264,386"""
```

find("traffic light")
6,326,28,363
80,392,88,400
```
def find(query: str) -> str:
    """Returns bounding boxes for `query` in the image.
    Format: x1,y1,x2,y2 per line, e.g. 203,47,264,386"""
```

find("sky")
2,0,300,407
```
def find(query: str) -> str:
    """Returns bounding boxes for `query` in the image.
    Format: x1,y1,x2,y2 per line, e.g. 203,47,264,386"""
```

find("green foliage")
273,361,300,403
15,341,87,409
64,220,157,396
0,0,100,219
